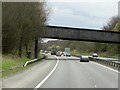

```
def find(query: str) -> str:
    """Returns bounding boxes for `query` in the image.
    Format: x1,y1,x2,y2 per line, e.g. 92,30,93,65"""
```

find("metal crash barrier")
89,57,120,70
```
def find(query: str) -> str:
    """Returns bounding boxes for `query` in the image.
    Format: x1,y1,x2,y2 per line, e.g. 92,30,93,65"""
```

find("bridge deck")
41,25,120,44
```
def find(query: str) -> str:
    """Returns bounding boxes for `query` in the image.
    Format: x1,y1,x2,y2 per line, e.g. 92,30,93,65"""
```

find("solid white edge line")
34,56,59,89
90,61,119,73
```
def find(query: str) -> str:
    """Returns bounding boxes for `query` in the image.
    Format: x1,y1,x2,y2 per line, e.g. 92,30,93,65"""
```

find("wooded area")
2,2,49,58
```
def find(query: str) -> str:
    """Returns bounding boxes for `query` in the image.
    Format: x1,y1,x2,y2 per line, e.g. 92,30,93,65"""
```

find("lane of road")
40,56,118,88
3,58,57,88
2,54,118,88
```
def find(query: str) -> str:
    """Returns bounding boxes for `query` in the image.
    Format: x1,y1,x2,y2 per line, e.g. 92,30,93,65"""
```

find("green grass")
2,66,25,77
1,55,29,77
2,59,43,77
71,51,90,56
2,56,29,70
1,54,44,77
38,54,45,58
71,51,119,59
98,52,119,59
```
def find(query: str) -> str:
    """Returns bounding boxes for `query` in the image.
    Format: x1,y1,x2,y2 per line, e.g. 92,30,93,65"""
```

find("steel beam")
41,25,120,44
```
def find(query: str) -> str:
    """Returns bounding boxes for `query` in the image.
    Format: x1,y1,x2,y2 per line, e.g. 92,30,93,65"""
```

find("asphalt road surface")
2,54,118,88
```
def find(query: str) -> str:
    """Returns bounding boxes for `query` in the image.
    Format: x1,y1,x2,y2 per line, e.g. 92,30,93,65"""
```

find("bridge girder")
41,26,120,44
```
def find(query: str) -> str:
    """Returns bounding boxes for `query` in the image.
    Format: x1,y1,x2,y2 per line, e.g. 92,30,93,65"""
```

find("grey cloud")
47,0,119,29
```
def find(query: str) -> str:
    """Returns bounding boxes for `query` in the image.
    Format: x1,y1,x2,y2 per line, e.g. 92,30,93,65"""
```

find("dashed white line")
34,56,59,89
91,61,118,73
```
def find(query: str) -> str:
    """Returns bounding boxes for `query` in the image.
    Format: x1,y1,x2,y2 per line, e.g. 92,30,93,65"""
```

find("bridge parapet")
41,25,120,44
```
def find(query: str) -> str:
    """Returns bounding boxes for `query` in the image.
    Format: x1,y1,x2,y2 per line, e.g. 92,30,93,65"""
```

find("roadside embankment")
1,54,46,77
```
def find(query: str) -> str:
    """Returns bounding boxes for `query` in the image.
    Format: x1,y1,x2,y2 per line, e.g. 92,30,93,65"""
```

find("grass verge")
71,51,90,56
71,51,119,59
1,54,45,77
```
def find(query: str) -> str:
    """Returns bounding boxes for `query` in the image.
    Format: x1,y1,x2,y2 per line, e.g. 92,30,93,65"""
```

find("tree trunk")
25,42,28,57
34,38,38,58
19,37,22,58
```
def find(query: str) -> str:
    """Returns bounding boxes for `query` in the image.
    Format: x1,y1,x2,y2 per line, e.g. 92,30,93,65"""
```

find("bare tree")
102,16,120,31
2,2,50,58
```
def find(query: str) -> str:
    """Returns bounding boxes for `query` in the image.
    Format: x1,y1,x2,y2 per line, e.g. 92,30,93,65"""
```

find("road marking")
34,56,59,89
91,61,118,73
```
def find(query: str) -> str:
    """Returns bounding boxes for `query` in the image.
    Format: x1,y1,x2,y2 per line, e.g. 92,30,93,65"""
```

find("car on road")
92,53,98,57
51,50,56,55
80,56,89,62
62,52,66,56
66,53,71,57
56,51,62,56
62,52,71,57
45,50,48,54
40,50,44,54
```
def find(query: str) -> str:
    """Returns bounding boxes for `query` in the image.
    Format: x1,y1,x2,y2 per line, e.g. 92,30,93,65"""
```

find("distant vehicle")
40,50,43,54
51,50,57,55
92,53,98,57
80,56,89,62
45,51,48,54
56,51,62,56
66,53,71,57
62,52,66,56
40,50,45,54
65,48,71,57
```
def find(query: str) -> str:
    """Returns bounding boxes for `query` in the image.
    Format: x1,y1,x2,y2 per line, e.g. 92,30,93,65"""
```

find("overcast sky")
47,0,119,29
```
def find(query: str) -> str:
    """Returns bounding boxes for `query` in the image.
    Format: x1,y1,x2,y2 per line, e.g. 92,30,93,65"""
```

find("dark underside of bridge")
41,25,120,44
